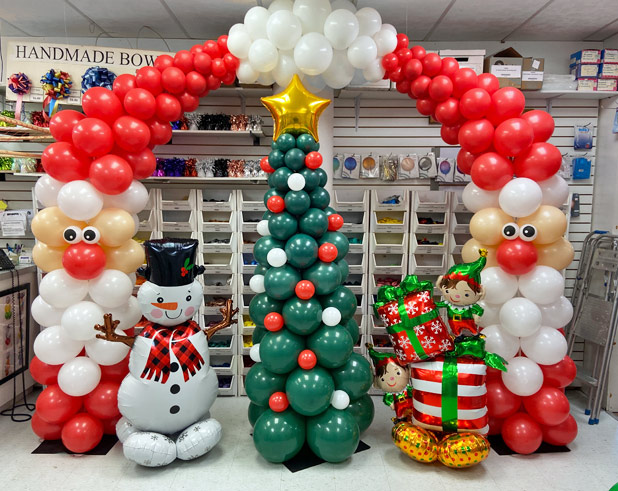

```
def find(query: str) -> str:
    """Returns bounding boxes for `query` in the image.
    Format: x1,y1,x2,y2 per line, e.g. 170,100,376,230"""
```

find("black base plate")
283,440,370,473
488,434,570,455
32,435,119,455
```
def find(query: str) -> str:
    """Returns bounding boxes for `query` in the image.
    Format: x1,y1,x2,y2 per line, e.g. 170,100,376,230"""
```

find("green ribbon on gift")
373,275,434,315
397,297,428,360
452,335,508,372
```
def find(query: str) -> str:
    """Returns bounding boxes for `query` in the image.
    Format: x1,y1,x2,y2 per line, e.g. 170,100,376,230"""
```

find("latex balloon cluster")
228,0,396,89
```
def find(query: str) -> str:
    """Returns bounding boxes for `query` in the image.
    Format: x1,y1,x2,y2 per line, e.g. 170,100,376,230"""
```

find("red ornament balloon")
155,93,182,122
470,152,512,190
112,74,138,101
456,148,477,174
178,91,200,112
540,356,577,388
486,380,521,419
411,45,426,60
147,119,173,147
542,414,577,446
211,58,227,78
487,87,526,125
61,413,104,454
102,415,122,435
404,59,423,81
207,75,222,91
117,147,157,180
477,73,500,95
223,53,240,71
395,79,410,94
521,109,555,143
161,67,186,94
440,124,461,145
459,88,491,120
49,110,85,142
305,151,323,169
298,349,317,370
459,119,495,154
389,66,404,83
154,54,174,72
410,75,431,99
123,88,157,120
440,57,459,78
30,356,61,386
513,142,562,181
41,142,91,183
396,48,413,66
318,243,338,262
260,156,274,173
264,312,284,332
328,214,344,231
267,195,285,213
221,72,237,86
295,280,315,300
452,68,478,98
496,238,538,275
428,75,453,102
422,52,442,77
100,354,129,383
72,118,114,157
90,154,133,195
416,98,436,116
382,53,399,72
113,116,151,152
487,416,504,436
173,50,194,73
269,392,289,412
494,118,534,157
62,243,107,280
434,98,460,125
135,66,163,96
35,384,82,424
82,87,124,124
84,381,121,420
203,40,221,58
487,366,503,381
31,411,63,440
194,53,213,76
217,35,229,54
190,44,204,55
523,386,571,427
501,412,543,455
396,33,409,50
185,71,207,96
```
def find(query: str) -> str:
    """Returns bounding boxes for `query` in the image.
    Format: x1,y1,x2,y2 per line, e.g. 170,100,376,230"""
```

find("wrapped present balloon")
373,275,454,364
40,68,72,118
81,66,116,93
409,336,507,435
8,72,31,120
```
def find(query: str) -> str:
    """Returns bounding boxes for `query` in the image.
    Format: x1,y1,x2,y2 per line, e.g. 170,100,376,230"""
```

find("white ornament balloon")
237,60,259,84
103,180,149,215
331,0,356,12
32,295,64,327
292,0,331,34
481,324,520,360
330,389,350,410
57,180,103,221
249,274,266,293
288,173,306,191
373,27,398,56
33,325,84,365
85,327,130,365
362,58,386,83
501,356,544,397
131,213,139,235
381,23,397,35
322,307,342,326
229,23,248,36
304,74,326,92
248,39,279,72
324,9,359,50
518,266,565,305
35,174,63,208
477,300,501,327
61,301,104,341
462,182,500,212
538,296,573,329
244,6,270,40
250,343,261,363
267,10,302,51
347,36,378,69
256,220,270,237
499,178,543,217
107,296,142,331
499,297,542,337
257,70,276,86
538,174,569,208
322,50,355,89
88,269,133,308
269,0,293,12
267,248,287,267
227,24,252,59
356,7,382,37
272,54,298,87
39,269,89,308
57,356,101,397
294,33,333,76
481,267,518,305
520,326,568,365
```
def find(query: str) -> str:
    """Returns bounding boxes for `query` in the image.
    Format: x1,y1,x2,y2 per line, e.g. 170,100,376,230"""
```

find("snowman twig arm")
204,299,239,340
94,313,135,348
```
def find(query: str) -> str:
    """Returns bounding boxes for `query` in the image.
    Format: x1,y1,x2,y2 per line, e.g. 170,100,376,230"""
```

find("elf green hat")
443,249,487,289
366,343,402,369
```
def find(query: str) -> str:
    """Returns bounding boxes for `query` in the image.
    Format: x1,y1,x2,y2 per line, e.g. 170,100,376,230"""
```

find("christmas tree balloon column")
246,75,375,464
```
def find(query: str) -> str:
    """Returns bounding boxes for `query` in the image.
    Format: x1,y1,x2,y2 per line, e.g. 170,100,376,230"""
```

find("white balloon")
268,0,293,12
272,54,298,87
477,300,501,327
462,182,500,212
538,174,569,207
61,301,104,341
35,174,63,208
85,327,130,365
331,0,356,12
131,213,139,235
294,33,333,76
288,173,306,191
381,23,397,35
39,269,89,308
250,343,261,363
244,6,270,40
257,70,276,86
256,220,270,236
520,326,568,365
499,297,542,338
107,296,142,331
350,68,367,86
324,9,359,50
362,58,386,83
237,60,259,84
229,23,248,36
330,389,350,410
322,307,342,326
481,324,520,360
481,267,518,305
88,269,133,308
32,295,64,327
116,417,137,444
266,10,302,50
499,178,543,217
356,7,382,37
373,27,398,56
293,0,331,33
248,39,279,72
57,181,103,221
518,266,565,305
304,74,326,92
502,356,544,396
34,325,84,365
267,248,287,267
227,25,252,59
347,35,377,69
538,296,573,329
128,272,137,286
103,180,149,215
249,274,266,293
322,50,356,88
57,356,101,397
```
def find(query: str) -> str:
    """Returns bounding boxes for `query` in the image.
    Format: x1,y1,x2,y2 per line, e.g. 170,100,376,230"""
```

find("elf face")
440,280,484,306
375,362,410,393
138,279,203,327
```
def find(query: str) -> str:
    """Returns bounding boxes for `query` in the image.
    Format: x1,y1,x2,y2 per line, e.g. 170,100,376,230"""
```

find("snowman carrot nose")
151,301,179,310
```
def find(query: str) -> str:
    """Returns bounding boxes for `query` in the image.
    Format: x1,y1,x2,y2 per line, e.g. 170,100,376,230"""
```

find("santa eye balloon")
519,224,537,242
82,226,101,244
63,226,82,244
502,223,519,240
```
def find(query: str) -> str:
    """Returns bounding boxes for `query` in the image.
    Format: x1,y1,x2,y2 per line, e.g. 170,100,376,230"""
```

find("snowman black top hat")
139,238,205,287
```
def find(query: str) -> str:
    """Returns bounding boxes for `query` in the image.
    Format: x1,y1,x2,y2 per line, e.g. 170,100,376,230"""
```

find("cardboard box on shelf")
601,49,618,63
570,63,600,79
570,49,602,65
439,49,486,75
577,79,598,91
522,57,545,90
597,79,618,91
484,48,544,89
599,63,618,79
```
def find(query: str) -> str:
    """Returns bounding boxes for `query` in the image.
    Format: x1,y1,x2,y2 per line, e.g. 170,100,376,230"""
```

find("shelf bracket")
250,131,260,146
238,90,246,114
354,95,361,132
545,98,553,114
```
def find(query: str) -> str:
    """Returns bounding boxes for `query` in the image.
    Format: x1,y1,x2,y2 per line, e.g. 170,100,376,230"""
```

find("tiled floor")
1,391,617,491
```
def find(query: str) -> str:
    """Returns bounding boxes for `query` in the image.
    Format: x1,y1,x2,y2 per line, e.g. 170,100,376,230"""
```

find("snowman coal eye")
63,226,82,244
502,223,519,240
519,224,538,242
82,226,100,244
157,296,164,303
186,295,192,302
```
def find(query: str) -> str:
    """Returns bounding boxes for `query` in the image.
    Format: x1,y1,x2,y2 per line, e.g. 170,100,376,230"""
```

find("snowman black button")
170,362,179,372
170,405,180,414
170,384,180,394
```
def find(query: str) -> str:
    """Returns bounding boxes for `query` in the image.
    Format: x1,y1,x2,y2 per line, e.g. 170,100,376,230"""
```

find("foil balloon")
392,422,438,463
437,432,491,468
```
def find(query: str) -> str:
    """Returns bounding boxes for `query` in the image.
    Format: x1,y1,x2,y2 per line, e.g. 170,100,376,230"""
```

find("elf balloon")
94,239,238,467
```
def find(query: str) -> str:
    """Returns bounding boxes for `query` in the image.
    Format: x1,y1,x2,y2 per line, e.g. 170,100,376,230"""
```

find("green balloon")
260,329,305,374
264,265,301,300
270,167,293,192
284,233,318,269
299,168,319,192
276,133,296,153
286,367,334,416
315,168,328,187
343,318,360,344
282,297,322,335
245,363,287,406
284,148,306,171
253,409,306,463
307,324,353,369
307,407,360,463
254,236,284,266
320,286,357,322
310,187,330,209
345,394,375,434
324,206,337,216
268,212,298,241
303,261,341,296
330,353,373,400
337,259,349,282
255,264,269,276
285,190,311,216
252,324,268,344
262,210,273,220
319,231,349,260
249,293,284,326
271,140,277,150
296,133,319,153
264,188,285,207
299,208,328,238
269,149,285,169
248,402,268,427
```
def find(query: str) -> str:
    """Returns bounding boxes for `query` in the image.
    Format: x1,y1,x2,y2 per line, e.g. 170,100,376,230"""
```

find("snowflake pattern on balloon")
414,325,425,336
430,320,443,334
406,302,419,316
421,336,436,349
418,290,431,302
398,336,412,350
439,338,453,352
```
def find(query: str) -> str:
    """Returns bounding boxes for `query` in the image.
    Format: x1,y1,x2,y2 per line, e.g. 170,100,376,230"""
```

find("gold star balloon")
261,74,331,142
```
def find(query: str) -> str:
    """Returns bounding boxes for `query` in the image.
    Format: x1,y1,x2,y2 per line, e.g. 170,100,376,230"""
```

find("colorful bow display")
8,72,31,121
81,66,116,93
40,69,72,119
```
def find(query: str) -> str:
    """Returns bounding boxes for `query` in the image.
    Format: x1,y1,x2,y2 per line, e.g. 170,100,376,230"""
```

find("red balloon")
269,392,289,412
305,151,323,169
487,87,526,125
389,66,404,83
221,72,237,86
211,58,227,78
523,386,571,426
71,118,113,157
487,380,522,419
487,416,504,436
90,154,133,195
194,53,213,75
513,142,562,181
102,415,121,435
382,53,399,72
318,243,338,262
470,152,512,190
185,71,207,96
112,74,138,101
203,40,221,58
395,79,410,94
502,412,543,455
452,68,478,98
36,384,82,424
459,119,495,154
540,356,577,388
295,280,315,300
422,53,442,77
404,59,423,81
494,118,534,157
173,50,194,73
190,44,204,54
459,88,491,120
135,66,163,96
440,57,460,78
100,354,129,383
178,91,200,112
30,356,61,386
31,412,63,440
223,53,240,72
411,45,426,60
113,116,151,152
328,214,344,231
487,366,503,381
161,67,186,94
49,110,85,142
118,147,157,180
456,148,477,174
542,414,577,446
416,98,436,116
61,413,104,454
434,98,460,125
396,33,409,50
428,75,453,102
207,75,222,91
260,156,274,173
264,312,284,332
267,195,285,213
155,93,182,122
217,35,229,54
396,48,413,66
123,88,157,120
147,119,173,147
82,87,124,124
63,243,107,280
496,238,538,275
440,124,461,145
521,109,555,143
41,142,91,182
477,73,500,95
154,54,174,71
298,349,317,370
84,381,121,420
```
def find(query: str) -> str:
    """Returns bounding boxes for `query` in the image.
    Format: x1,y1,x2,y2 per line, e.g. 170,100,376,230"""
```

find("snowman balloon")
95,239,238,467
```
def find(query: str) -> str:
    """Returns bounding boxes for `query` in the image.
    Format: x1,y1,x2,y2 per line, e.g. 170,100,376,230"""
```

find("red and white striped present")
409,355,489,435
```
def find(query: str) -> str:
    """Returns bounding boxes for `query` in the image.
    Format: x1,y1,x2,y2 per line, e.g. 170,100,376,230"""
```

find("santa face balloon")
138,280,203,326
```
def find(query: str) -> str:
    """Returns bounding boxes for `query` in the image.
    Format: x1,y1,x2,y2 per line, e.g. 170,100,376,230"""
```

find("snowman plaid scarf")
139,320,205,384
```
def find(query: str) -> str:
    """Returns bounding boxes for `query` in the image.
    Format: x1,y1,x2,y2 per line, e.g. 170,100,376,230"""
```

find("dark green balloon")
249,293,284,326
299,168,319,192
337,259,349,282
255,264,269,276
307,407,360,463
270,167,293,192
260,329,305,374
319,231,349,260
271,140,277,150
252,324,268,344
296,133,319,153
284,190,311,216
303,261,341,296
253,409,305,463
269,149,285,169
286,367,334,416
299,208,328,238
284,233,318,269
345,394,375,434
267,172,275,189
262,210,274,220
264,265,301,300
309,187,330,209
315,168,328,187
245,363,287,406
343,318,360,344
284,148,306,171
248,402,268,427
330,353,373,400
320,286,357,322
307,324,353,369
254,236,284,266
268,212,298,241
276,133,296,153
324,206,337,216
264,188,285,207
282,297,322,335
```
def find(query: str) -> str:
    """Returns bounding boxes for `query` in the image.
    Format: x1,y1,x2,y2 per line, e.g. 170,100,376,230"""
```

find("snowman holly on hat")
94,238,238,467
